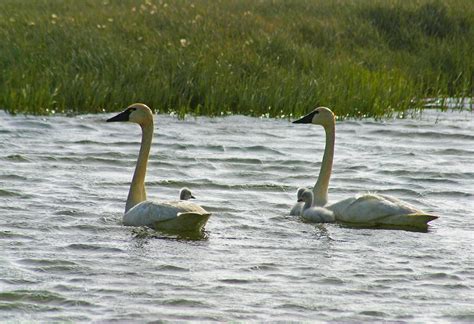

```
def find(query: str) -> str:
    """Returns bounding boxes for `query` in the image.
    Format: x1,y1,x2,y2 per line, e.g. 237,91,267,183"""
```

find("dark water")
0,108,473,321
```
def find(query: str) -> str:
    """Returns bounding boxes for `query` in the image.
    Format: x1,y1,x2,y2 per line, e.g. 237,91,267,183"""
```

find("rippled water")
1,108,473,322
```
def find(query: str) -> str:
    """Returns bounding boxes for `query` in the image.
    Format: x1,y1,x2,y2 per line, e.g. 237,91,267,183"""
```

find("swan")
293,107,438,229
299,190,335,223
179,187,195,200
289,187,306,215
107,103,211,232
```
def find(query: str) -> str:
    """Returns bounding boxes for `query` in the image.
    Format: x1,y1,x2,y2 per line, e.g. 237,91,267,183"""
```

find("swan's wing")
123,201,178,226
152,204,211,231
326,197,357,217
155,212,211,231
346,194,400,221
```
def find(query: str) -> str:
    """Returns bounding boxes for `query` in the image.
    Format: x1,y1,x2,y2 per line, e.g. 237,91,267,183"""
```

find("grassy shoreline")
0,0,472,117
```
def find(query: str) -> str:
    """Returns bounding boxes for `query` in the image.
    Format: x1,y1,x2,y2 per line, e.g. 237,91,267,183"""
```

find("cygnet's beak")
107,109,131,122
297,198,303,202
190,195,196,199
293,110,316,124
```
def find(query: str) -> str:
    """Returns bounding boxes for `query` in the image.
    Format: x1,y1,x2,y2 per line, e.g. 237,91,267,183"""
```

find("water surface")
0,108,473,321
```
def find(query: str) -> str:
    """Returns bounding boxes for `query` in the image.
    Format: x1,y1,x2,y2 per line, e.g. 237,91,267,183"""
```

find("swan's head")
106,103,154,127
179,187,195,200
293,107,335,128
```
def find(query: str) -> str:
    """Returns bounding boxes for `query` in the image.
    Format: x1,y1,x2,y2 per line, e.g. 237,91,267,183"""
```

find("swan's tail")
176,212,211,231
154,212,211,232
379,213,438,228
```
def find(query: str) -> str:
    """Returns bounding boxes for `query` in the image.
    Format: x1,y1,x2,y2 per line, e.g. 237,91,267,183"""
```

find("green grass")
0,0,472,118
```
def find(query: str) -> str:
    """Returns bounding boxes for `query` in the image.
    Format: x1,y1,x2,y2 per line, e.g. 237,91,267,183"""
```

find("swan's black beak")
297,198,303,202
293,110,317,124
190,195,196,199
107,109,132,122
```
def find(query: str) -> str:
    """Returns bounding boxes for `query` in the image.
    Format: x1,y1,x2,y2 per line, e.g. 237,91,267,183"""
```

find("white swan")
293,107,438,229
179,187,195,200
299,190,335,223
289,187,306,215
107,103,211,232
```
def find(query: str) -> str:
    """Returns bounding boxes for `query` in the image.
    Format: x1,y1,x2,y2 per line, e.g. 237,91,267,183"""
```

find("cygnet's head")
179,187,195,200
293,107,335,128
296,187,306,201
106,103,154,127
297,190,314,207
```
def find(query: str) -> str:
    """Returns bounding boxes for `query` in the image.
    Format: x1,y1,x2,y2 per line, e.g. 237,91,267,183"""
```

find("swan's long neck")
313,121,335,207
125,122,153,212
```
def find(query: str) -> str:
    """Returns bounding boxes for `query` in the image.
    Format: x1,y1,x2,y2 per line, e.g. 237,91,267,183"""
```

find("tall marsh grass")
0,0,472,117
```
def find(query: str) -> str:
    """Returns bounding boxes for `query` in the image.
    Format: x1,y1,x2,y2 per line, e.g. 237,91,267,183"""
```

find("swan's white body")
123,200,210,231
327,194,434,228
289,187,306,216
293,107,437,229
299,190,335,223
107,104,211,232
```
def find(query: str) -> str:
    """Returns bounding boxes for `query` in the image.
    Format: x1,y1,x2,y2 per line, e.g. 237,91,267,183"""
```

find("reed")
0,0,472,117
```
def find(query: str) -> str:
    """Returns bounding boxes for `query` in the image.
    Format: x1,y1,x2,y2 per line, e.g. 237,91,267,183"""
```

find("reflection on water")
0,108,473,322
337,222,430,233
131,226,210,241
